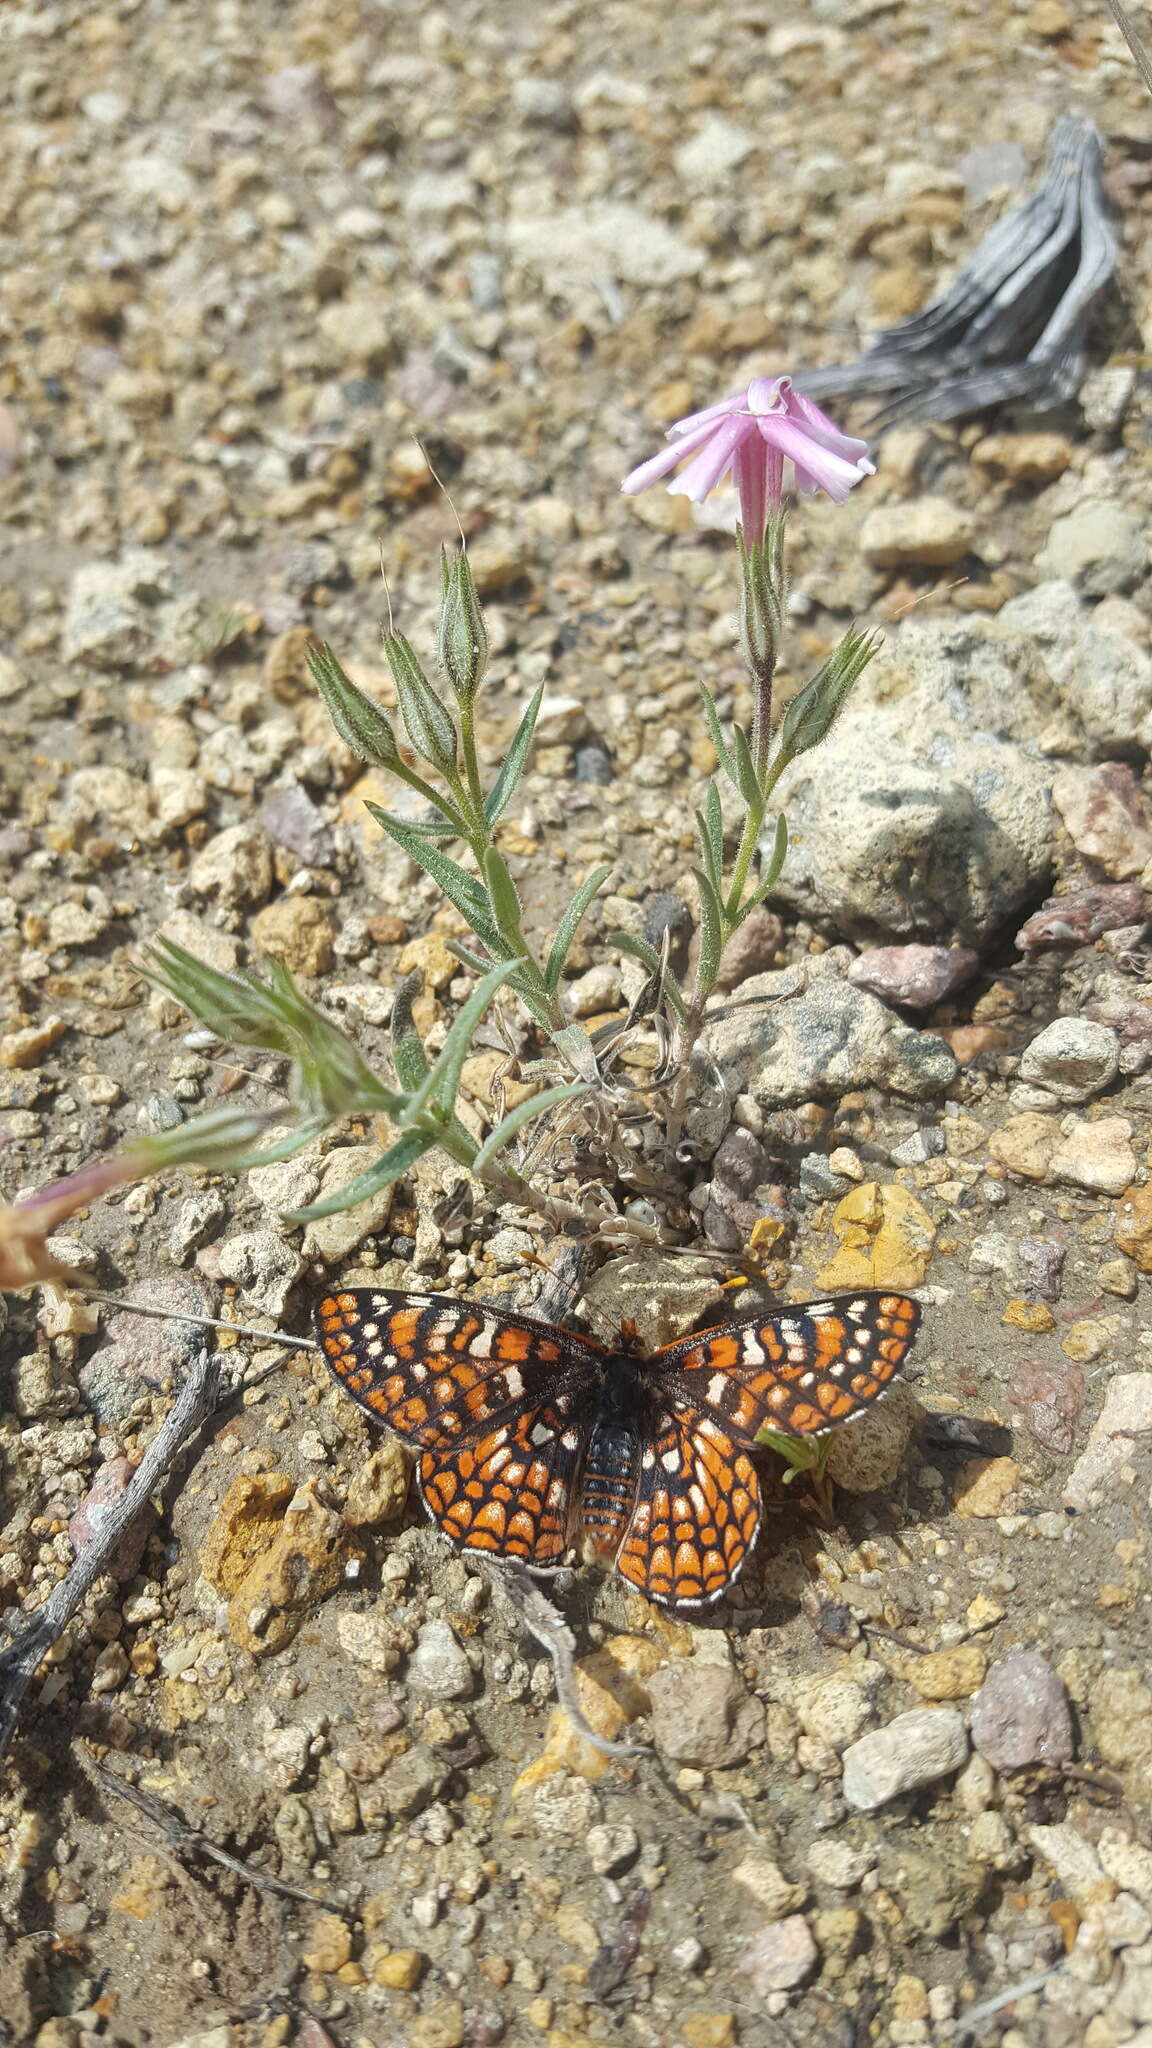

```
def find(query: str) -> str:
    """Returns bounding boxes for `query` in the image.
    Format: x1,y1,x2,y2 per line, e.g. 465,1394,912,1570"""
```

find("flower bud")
307,643,400,770
437,547,489,705
777,627,880,763
384,631,459,777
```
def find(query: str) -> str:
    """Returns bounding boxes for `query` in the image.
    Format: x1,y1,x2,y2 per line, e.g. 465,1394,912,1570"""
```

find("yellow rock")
966,1592,1006,1630
953,1455,1019,1518
367,1946,424,1990
109,1855,170,1920
988,1113,1059,1182
343,1442,410,1528
512,1636,663,1790
1116,1183,1152,1271
1002,1299,1055,1333
199,1472,295,1596
818,1181,937,1290
524,1999,553,2031
224,1478,358,1657
409,1999,466,2048
301,1912,353,1973
902,1645,988,1700
682,2019,737,2048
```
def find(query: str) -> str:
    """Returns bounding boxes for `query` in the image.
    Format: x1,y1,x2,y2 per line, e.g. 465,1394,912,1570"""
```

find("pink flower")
620,376,874,538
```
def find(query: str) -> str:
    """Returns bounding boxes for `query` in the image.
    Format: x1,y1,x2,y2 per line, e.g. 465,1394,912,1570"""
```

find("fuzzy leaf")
471,1081,590,1174
484,683,545,827
543,865,613,992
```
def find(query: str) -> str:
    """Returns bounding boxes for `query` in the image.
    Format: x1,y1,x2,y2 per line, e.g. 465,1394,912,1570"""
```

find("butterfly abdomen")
578,1373,642,1561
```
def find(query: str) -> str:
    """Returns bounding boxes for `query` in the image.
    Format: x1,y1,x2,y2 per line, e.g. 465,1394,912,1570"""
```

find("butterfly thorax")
577,1355,648,1562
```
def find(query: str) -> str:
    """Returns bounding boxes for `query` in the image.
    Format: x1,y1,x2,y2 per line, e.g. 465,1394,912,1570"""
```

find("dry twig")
76,1746,330,1908
0,1345,220,1763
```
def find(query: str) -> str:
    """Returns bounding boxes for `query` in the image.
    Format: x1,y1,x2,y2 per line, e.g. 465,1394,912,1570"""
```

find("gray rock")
702,951,957,1105
1064,1373,1152,1510
531,1775,601,1841
841,1706,969,1811
585,1822,640,1875
1037,501,1148,597
507,204,703,291
406,1618,474,1700
970,1648,1075,1772
260,782,336,868
859,497,974,567
1019,1018,1121,1103
1051,762,1152,880
890,1126,945,1167
62,550,169,671
648,1660,766,1769
167,1190,227,1264
78,1276,212,1423
215,1229,304,1316
767,618,1055,945
996,581,1152,756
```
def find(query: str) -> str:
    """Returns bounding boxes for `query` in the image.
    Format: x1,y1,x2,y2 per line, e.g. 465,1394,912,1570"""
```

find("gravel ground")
3,3,1152,2046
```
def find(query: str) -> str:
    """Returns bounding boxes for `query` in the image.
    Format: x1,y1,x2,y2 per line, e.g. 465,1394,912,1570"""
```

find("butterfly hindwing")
418,1397,583,1567
614,1402,761,1608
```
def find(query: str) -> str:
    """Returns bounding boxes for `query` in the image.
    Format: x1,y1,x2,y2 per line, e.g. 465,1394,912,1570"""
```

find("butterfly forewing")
314,1288,603,1452
648,1291,920,1442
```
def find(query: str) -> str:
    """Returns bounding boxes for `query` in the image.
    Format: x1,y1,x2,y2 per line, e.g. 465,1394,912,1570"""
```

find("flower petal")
732,434,782,538
778,379,874,467
666,414,755,503
619,416,728,494
758,414,874,502
666,389,747,437
746,376,786,417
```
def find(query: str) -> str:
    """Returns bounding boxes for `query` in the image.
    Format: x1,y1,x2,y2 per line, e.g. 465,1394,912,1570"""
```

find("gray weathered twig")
76,1745,330,1907
0,1345,220,1764
796,115,1116,425
482,1559,647,1760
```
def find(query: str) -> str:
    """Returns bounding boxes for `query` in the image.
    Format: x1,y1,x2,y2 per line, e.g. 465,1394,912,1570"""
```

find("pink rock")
712,903,784,992
741,1916,818,1993
68,1458,152,1582
1051,764,1152,880
847,943,978,1009
1017,882,1146,951
1012,1354,1084,1455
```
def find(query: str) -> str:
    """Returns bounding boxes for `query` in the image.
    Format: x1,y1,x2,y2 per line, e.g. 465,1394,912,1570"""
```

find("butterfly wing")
418,1395,584,1568
645,1291,920,1443
314,1287,602,1453
614,1402,760,1609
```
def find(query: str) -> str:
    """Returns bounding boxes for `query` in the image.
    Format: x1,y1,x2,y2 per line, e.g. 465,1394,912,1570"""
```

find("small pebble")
841,1706,969,1812
1018,1018,1120,1103
848,943,978,1009
970,1647,1075,1771
740,1915,818,1993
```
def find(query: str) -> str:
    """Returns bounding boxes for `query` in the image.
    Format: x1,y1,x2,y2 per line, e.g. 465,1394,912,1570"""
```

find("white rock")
841,1706,969,1811
1019,1018,1121,1103
1064,1373,1152,1510
406,1618,474,1699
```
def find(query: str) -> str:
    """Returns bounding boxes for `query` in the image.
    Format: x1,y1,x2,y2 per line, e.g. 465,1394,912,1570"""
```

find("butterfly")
313,1287,920,1610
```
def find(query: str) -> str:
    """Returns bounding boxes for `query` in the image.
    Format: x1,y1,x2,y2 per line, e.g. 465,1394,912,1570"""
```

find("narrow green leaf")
550,1021,602,1083
695,795,724,898
384,631,459,775
543,864,613,992
390,977,430,1092
444,936,498,977
704,780,725,874
484,683,545,827
606,930,661,975
731,723,764,811
693,866,724,989
365,805,505,955
699,685,738,788
416,959,524,1117
482,845,524,939
285,1130,436,1224
761,811,788,891
471,1081,590,1174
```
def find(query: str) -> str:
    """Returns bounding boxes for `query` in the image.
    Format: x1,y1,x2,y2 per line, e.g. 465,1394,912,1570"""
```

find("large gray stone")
767,617,1055,945
702,949,957,1104
995,580,1152,756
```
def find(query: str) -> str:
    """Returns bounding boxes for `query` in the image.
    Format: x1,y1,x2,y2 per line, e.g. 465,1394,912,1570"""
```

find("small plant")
3,373,880,1282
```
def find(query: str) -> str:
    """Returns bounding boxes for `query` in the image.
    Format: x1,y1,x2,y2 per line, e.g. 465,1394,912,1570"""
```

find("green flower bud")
437,546,489,704
384,631,459,777
307,643,399,770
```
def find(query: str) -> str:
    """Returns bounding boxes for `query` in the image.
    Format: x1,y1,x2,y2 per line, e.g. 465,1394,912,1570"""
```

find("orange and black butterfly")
314,1288,920,1610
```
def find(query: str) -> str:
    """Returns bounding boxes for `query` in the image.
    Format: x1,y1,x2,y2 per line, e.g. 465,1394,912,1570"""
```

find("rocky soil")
3,2,1152,2046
